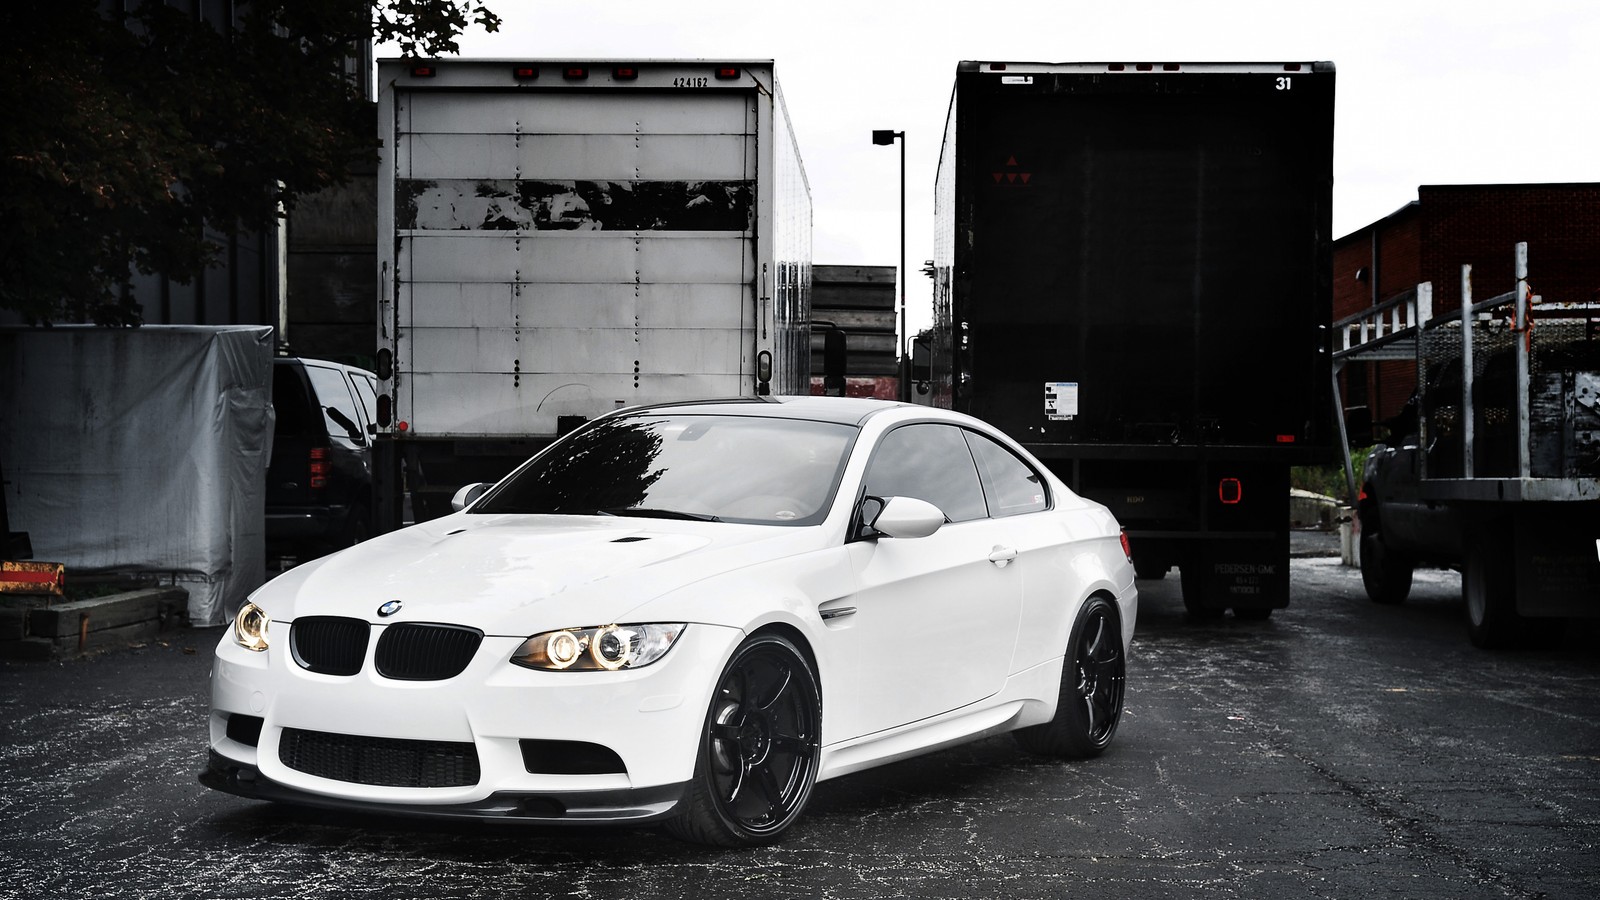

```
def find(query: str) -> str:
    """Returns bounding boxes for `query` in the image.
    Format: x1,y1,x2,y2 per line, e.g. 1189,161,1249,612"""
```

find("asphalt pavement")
3,551,1598,900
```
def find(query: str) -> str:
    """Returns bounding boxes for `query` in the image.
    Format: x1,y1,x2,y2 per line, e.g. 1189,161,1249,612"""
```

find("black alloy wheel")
1015,596,1126,758
666,634,821,846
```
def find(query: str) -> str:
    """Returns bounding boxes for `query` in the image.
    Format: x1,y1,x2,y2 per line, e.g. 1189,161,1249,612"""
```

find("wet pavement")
3,556,1598,899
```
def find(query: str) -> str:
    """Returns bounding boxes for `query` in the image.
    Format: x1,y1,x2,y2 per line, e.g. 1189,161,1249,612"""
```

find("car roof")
621,396,916,426
275,356,377,379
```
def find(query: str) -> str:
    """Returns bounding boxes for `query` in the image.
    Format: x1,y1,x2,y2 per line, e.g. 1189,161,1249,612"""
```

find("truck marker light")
563,66,588,80
1219,478,1243,505
612,66,638,81
715,66,741,80
1283,63,1303,72
1276,434,1296,443
512,66,538,80
409,64,436,78
1108,64,1126,71
1163,64,1180,71
1135,63,1154,71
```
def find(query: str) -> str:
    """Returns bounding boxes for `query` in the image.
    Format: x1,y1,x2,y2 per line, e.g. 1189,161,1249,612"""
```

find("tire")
1180,565,1223,620
1360,528,1413,605
1015,597,1126,759
665,633,821,847
1464,526,1518,649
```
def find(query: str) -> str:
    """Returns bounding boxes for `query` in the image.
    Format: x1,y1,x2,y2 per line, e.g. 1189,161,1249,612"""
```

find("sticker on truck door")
1045,382,1078,421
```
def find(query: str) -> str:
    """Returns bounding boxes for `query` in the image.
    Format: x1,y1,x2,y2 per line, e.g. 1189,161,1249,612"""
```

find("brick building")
1333,183,1600,441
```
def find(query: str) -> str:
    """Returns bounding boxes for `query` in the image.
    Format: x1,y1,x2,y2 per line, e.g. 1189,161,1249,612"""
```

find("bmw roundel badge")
377,600,403,618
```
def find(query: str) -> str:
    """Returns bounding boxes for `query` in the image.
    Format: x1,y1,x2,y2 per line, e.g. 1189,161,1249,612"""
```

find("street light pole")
872,129,907,402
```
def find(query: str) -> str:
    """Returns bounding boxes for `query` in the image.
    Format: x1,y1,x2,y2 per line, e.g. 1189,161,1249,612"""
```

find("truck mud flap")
1181,538,1291,612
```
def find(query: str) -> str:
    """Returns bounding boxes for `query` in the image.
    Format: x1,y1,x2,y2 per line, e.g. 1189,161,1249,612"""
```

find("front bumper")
201,751,687,824
206,622,743,822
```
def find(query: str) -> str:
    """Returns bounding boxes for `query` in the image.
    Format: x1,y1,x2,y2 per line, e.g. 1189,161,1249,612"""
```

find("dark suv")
267,357,377,559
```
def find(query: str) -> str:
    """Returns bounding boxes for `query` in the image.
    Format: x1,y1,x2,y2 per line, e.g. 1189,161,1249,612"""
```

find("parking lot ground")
3,557,1597,900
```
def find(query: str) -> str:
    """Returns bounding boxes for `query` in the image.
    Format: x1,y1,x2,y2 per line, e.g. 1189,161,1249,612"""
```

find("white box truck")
373,59,812,528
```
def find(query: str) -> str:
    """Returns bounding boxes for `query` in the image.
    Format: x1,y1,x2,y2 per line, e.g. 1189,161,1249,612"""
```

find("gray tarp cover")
0,326,274,626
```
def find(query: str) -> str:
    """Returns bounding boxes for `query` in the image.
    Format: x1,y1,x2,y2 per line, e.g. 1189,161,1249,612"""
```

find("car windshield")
472,414,858,526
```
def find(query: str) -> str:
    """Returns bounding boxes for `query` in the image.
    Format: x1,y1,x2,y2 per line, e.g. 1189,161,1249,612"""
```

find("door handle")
988,546,1018,567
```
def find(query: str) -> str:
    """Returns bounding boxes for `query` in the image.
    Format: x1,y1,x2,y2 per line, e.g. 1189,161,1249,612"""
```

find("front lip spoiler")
200,750,686,825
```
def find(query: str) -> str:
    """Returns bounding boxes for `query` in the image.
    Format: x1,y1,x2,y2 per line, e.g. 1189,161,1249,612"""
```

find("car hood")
254,513,818,635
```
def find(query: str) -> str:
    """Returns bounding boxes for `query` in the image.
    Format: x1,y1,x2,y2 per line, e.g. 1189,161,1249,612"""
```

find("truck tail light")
309,447,329,489
376,394,391,427
1218,478,1242,505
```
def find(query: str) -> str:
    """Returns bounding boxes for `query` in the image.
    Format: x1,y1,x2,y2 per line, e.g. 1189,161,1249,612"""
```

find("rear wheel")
1360,528,1413,605
1015,597,1126,758
1180,565,1223,620
1464,525,1518,649
665,633,821,847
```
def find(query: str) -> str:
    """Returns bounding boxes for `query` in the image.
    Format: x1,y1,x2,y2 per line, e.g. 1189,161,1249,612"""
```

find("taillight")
1120,531,1134,563
1218,478,1242,505
309,447,329,489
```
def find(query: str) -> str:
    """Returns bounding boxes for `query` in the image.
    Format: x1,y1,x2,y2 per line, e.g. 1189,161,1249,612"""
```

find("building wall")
1332,184,1600,440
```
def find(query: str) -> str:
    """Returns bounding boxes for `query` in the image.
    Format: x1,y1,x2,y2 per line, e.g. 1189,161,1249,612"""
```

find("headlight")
511,623,685,671
233,602,270,652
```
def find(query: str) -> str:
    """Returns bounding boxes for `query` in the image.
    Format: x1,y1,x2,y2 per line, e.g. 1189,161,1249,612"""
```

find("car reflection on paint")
203,396,1137,846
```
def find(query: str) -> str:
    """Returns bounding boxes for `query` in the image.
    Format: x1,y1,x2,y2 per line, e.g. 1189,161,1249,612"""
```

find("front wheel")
1015,597,1126,759
665,633,821,847
1360,528,1413,605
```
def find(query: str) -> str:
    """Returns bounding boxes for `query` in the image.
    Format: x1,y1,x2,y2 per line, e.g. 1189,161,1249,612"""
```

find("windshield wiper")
597,507,722,522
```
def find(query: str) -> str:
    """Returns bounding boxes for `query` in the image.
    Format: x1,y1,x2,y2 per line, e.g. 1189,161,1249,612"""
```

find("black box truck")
932,61,1336,618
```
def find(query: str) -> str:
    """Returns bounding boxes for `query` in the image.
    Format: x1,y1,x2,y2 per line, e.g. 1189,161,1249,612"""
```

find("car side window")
964,430,1049,517
304,364,362,441
350,373,378,433
863,423,987,523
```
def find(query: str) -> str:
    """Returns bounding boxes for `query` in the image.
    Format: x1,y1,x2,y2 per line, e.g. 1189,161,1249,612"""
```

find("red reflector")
1276,434,1296,444
563,66,588,80
613,66,638,81
410,64,436,78
398,420,409,432
512,65,538,80
1219,478,1243,505
714,66,740,80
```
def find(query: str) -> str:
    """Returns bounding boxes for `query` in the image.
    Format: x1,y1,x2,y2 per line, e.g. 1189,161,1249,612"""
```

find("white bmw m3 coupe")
204,397,1137,846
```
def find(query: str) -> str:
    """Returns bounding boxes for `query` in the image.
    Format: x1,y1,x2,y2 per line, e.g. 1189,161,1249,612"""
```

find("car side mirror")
870,496,946,539
450,482,490,512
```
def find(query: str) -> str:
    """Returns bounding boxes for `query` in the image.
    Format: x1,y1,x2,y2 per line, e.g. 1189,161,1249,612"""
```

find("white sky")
419,0,1599,337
